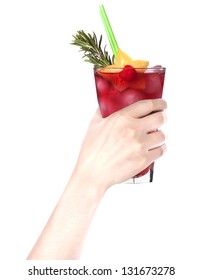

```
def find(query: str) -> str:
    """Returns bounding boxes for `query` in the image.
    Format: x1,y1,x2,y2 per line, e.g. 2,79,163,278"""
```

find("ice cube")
98,90,121,117
121,89,145,107
145,73,162,94
95,76,111,95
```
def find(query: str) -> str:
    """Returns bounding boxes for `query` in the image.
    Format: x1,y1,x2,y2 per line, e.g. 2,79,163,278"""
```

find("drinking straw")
99,4,119,57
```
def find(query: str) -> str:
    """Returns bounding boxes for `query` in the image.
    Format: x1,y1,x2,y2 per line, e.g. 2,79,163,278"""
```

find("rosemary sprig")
71,30,114,67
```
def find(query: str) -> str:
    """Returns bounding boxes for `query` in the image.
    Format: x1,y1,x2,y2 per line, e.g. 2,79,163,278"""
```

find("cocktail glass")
94,65,166,183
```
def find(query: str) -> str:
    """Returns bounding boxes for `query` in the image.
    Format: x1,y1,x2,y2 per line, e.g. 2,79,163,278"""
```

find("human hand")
72,99,167,192
27,99,167,260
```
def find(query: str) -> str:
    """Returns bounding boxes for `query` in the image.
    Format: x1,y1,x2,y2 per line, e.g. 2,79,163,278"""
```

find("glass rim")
94,66,166,73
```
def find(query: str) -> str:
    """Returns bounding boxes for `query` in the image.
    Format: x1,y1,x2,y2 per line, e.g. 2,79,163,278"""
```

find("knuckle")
158,130,166,143
156,111,167,125
135,139,148,154
158,143,167,156
147,99,156,111
161,111,167,123
151,98,167,112
112,114,134,137
161,132,166,143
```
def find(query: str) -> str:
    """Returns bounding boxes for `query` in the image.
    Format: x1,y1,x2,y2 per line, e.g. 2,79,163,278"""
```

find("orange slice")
99,48,149,73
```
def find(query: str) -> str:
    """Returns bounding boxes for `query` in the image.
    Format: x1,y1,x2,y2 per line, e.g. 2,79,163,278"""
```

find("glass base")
124,163,154,184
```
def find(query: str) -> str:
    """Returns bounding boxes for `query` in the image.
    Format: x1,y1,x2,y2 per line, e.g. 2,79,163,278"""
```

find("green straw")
99,4,119,57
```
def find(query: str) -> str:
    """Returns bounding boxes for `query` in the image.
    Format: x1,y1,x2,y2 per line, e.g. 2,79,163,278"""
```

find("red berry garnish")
119,65,137,82
113,76,128,91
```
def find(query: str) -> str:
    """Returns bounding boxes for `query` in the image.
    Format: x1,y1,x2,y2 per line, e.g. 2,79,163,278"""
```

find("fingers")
93,99,167,125
148,143,167,162
144,129,167,164
142,111,167,133
121,99,167,119
146,130,166,150
142,118,167,163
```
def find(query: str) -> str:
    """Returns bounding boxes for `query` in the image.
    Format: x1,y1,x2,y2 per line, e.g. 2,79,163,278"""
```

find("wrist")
66,169,108,205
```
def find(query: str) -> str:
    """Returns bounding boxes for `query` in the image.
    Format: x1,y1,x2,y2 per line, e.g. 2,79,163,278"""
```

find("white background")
0,0,202,279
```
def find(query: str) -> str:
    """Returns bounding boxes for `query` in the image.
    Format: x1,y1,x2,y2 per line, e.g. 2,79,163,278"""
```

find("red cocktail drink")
94,65,166,183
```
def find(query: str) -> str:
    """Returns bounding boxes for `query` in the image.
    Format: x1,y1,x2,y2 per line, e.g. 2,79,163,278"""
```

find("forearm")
27,174,106,260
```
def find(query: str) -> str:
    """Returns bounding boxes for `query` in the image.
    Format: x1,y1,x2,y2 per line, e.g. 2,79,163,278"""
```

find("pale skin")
27,98,167,260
